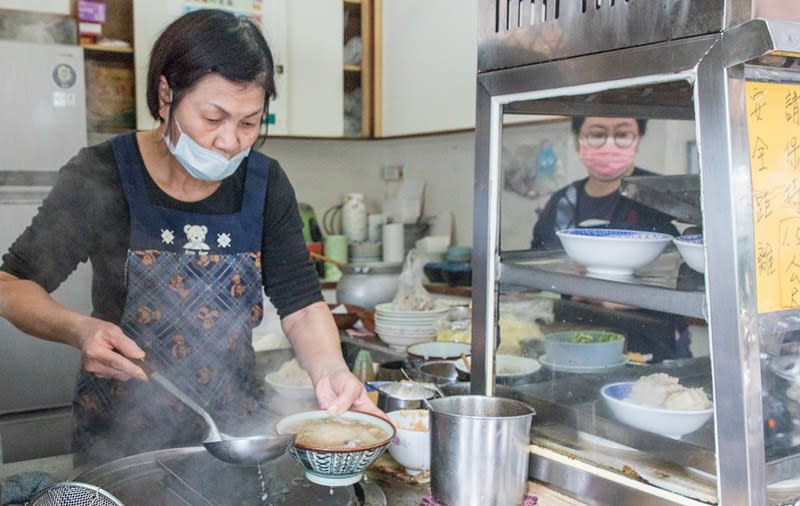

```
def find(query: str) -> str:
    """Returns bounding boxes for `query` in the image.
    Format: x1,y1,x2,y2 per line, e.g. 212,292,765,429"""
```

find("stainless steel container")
429,395,534,506
377,382,436,412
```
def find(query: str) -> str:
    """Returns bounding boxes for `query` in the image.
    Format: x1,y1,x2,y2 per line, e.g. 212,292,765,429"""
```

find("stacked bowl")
374,302,450,349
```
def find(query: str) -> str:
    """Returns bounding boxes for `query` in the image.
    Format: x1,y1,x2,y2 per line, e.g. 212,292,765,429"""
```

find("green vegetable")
563,332,622,343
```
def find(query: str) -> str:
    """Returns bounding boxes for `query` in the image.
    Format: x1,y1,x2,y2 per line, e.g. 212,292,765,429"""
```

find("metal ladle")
146,370,296,466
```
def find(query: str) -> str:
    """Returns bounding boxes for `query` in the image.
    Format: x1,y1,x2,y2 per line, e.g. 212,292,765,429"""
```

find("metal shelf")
499,249,707,320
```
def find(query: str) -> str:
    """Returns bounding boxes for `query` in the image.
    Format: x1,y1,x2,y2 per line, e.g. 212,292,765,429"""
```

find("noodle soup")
275,410,396,486
280,416,390,450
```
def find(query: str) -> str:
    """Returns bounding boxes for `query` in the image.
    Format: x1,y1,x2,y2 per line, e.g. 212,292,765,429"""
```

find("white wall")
0,0,69,14
258,119,697,251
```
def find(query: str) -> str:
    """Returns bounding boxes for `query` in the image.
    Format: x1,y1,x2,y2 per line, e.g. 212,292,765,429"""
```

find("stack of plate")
374,302,449,348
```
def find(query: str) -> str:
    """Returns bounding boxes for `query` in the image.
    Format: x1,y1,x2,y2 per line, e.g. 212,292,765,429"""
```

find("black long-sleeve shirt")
1,137,322,324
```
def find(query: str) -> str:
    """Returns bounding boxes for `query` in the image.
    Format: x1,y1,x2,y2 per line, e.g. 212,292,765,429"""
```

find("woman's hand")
314,368,386,419
76,318,147,381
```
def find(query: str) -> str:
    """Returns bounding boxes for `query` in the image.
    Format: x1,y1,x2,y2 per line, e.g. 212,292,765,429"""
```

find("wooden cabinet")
72,0,136,134
279,0,372,137
374,0,477,137
343,0,372,137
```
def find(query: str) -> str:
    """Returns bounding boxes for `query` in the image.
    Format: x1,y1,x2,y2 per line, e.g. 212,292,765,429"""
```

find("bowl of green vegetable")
543,330,625,368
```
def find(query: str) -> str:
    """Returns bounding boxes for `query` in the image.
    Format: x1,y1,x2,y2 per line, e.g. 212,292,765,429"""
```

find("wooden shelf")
82,44,133,54
344,0,362,4
344,64,362,72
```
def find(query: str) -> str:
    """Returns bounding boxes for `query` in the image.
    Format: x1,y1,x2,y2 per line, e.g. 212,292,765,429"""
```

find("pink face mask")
578,142,637,181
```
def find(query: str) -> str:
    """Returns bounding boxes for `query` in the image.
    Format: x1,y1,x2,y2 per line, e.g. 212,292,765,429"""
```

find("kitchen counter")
0,451,584,505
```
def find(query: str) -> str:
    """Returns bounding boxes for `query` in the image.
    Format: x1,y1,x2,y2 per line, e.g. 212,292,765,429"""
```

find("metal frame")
472,17,800,506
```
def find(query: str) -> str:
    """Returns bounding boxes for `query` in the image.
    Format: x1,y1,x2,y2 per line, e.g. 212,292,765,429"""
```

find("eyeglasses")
579,128,639,149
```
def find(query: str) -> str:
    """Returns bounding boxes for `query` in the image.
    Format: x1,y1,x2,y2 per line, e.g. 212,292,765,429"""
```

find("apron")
72,133,268,464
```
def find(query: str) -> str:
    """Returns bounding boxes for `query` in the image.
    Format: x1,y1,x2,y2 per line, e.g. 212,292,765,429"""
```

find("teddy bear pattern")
183,224,210,255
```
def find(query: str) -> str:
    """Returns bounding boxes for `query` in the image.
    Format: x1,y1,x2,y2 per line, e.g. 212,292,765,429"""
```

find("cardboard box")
85,59,135,132
78,1,107,23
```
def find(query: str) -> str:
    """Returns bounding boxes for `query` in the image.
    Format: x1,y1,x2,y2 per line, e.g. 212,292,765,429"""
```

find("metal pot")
335,262,402,309
429,395,535,506
377,382,436,412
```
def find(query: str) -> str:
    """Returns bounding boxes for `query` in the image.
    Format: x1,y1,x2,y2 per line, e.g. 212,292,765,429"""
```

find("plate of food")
601,373,713,438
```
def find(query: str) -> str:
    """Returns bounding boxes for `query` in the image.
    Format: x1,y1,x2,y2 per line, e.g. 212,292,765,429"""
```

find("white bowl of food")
264,358,316,403
555,228,673,276
673,234,705,273
601,375,713,438
387,409,430,476
543,330,625,368
276,410,395,487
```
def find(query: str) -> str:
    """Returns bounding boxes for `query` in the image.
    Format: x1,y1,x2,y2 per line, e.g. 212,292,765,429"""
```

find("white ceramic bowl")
601,382,713,438
264,372,317,402
673,234,705,273
406,341,471,360
387,409,430,476
276,410,395,487
455,355,541,380
555,228,673,276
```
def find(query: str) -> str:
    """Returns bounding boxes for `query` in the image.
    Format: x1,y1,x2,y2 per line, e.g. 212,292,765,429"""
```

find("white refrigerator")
0,40,91,462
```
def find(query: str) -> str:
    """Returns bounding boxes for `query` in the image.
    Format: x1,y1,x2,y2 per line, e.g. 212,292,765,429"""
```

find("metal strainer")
27,482,123,506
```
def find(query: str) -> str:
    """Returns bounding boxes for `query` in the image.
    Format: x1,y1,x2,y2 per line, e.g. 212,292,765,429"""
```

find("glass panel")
494,79,720,503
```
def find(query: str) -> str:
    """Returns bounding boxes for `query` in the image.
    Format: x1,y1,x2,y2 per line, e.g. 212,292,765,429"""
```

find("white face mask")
166,122,250,181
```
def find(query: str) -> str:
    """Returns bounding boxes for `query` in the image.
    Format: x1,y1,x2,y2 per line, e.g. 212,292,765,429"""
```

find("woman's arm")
0,271,146,380
282,301,383,417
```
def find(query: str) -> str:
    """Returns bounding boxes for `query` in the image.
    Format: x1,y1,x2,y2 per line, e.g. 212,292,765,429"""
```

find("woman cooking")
0,10,381,465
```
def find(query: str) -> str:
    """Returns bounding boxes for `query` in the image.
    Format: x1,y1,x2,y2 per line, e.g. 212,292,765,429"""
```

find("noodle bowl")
275,410,395,487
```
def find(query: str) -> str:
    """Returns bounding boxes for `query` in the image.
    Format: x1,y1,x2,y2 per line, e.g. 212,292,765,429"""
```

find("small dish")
454,355,541,379
406,341,471,361
539,354,628,374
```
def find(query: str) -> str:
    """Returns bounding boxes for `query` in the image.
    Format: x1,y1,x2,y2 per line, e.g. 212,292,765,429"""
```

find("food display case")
471,1,800,504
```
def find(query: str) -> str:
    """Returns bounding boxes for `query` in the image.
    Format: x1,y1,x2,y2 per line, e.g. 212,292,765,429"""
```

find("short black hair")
570,116,648,136
146,9,276,137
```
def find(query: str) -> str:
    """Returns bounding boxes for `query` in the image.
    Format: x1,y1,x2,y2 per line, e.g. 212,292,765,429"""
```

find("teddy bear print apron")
73,133,267,463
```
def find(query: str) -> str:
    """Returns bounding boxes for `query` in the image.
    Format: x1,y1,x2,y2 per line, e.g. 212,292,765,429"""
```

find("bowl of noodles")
275,410,395,487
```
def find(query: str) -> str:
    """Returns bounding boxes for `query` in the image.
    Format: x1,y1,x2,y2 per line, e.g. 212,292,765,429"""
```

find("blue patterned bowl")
555,228,673,276
275,410,395,487
673,234,705,273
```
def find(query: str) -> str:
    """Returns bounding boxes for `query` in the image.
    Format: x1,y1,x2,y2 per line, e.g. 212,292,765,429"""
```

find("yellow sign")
746,81,800,313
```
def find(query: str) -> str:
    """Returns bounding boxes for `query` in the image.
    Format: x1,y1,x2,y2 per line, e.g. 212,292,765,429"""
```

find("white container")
387,409,431,476
342,193,367,243
382,223,405,262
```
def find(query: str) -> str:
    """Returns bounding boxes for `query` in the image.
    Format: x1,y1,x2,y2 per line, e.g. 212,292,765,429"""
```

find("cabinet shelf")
343,64,361,72
82,44,133,55
499,249,706,319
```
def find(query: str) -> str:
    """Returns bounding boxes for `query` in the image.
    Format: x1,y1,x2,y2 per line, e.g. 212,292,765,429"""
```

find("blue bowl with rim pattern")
555,228,673,276
275,410,395,487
